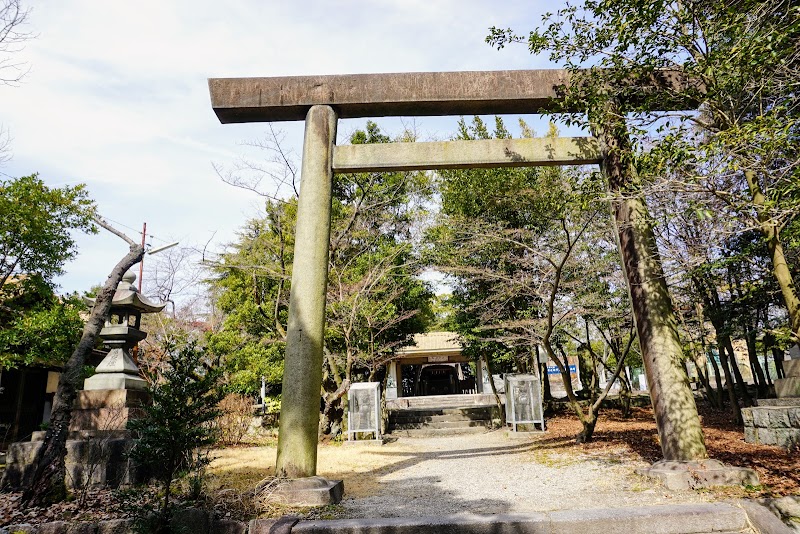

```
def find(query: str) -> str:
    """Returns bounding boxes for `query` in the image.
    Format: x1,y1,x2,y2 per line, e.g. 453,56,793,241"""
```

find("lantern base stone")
83,372,147,391
269,476,344,506
343,438,384,446
636,459,758,490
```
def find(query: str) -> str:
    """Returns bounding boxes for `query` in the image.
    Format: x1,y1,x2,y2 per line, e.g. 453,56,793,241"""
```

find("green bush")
127,341,223,533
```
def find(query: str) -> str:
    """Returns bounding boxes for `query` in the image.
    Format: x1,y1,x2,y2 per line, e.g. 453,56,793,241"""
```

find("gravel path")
338,430,717,518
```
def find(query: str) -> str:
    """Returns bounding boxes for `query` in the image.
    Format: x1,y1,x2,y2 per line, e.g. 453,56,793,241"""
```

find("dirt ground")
1,403,797,526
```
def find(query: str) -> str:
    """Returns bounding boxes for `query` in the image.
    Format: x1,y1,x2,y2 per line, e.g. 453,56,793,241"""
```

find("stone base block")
742,405,800,449
775,377,800,398
70,388,149,432
83,372,147,391
1,437,148,491
505,429,546,439
784,359,800,377
757,398,800,407
636,459,759,490
75,389,150,409
343,439,384,446
270,476,344,506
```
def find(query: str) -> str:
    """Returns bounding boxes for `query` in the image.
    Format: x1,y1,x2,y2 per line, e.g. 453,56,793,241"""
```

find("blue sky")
1,1,560,295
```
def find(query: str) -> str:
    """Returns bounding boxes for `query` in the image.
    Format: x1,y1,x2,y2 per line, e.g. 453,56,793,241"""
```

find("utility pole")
138,222,146,292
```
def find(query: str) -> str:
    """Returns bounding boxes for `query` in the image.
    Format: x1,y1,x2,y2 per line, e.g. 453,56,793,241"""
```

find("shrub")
216,393,253,446
127,341,223,534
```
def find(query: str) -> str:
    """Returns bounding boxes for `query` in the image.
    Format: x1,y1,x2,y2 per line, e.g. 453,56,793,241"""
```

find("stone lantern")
83,270,165,391
3,271,166,491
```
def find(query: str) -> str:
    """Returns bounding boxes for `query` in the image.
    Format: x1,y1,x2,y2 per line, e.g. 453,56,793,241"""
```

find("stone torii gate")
208,70,755,497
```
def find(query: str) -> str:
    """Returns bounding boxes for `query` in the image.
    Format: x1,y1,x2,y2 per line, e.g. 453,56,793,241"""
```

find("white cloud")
1,0,556,294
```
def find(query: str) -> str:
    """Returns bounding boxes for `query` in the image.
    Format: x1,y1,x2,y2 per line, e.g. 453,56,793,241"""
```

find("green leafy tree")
488,0,800,340
209,122,433,436
206,202,295,396
429,117,635,441
128,341,223,534
0,174,95,370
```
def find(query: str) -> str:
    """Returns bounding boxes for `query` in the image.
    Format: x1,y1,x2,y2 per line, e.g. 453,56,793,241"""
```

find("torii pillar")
275,105,337,479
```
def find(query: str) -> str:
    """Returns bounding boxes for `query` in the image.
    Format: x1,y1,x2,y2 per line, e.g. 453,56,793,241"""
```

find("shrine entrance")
208,69,710,482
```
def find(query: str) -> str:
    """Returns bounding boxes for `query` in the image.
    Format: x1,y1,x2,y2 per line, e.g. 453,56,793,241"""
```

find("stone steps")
391,413,493,424
388,426,492,438
388,402,499,437
387,393,498,410
389,420,493,430
744,357,800,449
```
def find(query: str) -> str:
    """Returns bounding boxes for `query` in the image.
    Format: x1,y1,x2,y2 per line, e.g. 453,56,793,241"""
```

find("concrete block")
271,477,344,506
758,428,778,445
247,519,278,534
2,437,146,491
83,373,146,391
771,496,800,524
737,500,795,534
788,407,800,427
210,519,247,534
75,389,149,410
775,429,800,449
249,517,297,534
744,426,757,443
170,508,210,533
752,408,771,428
636,459,759,490
756,398,800,407
768,408,792,428
783,359,800,377
741,407,754,425
96,519,133,534
343,439,384,447
36,521,69,533
294,513,551,534
65,524,99,534
775,377,800,398
69,407,144,432
548,503,747,534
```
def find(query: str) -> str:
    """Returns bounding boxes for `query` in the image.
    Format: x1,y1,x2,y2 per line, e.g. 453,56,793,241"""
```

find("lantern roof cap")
85,270,166,313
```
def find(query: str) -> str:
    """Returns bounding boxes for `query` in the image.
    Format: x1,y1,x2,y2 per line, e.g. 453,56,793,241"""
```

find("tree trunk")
482,352,503,420
594,100,707,461
20,242,144,506
716,340,743,425
773,346,786,380
745,171,800,342
722,336,753,408
745,328,767,395
536,345,552,401
618,368,632,418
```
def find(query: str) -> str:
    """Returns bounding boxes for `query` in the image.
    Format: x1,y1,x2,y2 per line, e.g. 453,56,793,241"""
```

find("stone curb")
294,504,747,534
1,502,777,533
737,500,796,534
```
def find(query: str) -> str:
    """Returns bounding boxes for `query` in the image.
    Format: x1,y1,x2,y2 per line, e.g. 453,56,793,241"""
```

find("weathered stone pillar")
594,101,707,462
276,105,337,479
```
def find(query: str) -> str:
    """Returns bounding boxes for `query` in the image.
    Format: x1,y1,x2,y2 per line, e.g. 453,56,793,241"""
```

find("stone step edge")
387,428,494,437
389,414,495,422
5,501,786,534
389,421,493,430
292,503,751,534
388,405,498,415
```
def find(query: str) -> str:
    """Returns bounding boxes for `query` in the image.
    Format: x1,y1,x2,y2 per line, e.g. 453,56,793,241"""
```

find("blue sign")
547,365,576,375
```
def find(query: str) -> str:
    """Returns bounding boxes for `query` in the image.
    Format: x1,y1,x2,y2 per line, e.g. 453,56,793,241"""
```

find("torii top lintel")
208,69,694,124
